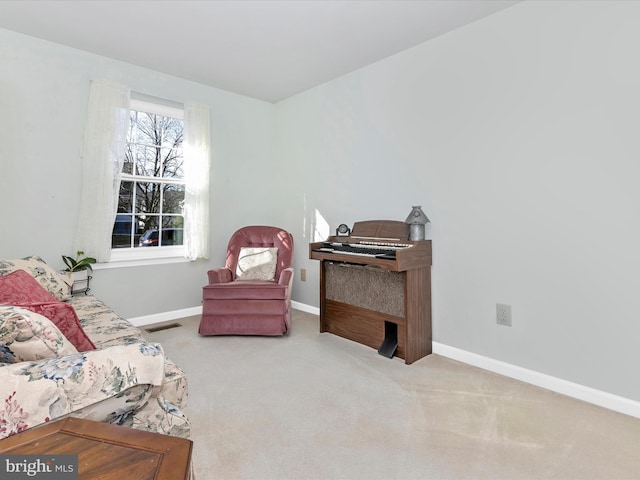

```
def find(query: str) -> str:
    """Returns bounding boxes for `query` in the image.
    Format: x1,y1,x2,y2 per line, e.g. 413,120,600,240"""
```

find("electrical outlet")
300,268,306,282
496,303,512,327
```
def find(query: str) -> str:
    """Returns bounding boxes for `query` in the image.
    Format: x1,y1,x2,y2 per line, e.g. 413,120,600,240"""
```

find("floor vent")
145,322,182,333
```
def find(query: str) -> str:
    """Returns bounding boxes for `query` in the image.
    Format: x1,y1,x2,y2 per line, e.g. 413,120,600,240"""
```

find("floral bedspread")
1,295,190,440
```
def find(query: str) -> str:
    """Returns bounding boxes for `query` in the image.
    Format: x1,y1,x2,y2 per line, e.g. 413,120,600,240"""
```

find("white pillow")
0,305,79,363
236,247,278,281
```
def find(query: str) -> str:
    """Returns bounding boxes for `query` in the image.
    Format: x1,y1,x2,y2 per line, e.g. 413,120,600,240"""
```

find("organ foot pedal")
378,321,398,359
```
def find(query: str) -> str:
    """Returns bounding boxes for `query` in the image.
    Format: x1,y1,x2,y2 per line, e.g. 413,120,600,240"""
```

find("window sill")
94,256,190,270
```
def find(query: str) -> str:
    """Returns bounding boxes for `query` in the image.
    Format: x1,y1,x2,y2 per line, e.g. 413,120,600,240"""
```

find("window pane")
137,216,159,247
160,217,183,247
155,116,183,180
135,182,161,214
138,215,159,233
163,184,185,214
157,116,183,148
129,111,156,147
112,214,135,248
122,158,134,175
161,215,184,247
159,228,183,246
162,216,184,229
117,181,134,213
161,146,184,179
127,144,162,177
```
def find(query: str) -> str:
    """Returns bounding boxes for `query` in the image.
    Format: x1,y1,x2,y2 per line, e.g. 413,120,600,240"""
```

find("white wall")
276,0,640,402
0,28,276,318
2,1,638,404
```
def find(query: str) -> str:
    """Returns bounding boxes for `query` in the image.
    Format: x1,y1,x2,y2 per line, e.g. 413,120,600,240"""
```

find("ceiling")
0,0,521,103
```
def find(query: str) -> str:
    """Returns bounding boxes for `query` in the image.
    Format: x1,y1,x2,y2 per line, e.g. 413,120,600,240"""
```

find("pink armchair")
199,226,295,336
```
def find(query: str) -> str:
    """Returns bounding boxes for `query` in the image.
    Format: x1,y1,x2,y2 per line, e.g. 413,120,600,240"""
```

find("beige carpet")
146,310,640,480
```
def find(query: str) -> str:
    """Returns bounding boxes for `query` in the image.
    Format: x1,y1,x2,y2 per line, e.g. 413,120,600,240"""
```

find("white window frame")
110,98,186,263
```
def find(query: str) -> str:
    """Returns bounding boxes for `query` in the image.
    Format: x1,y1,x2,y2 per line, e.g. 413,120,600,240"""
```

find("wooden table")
0,417,192,480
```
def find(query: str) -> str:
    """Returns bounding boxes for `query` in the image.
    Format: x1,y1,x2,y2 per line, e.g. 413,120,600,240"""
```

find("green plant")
62,250,96,272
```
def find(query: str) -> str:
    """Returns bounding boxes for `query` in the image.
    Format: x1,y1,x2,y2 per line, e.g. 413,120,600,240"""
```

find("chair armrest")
278,267,294,288
0,342,166,439
207,267,233,284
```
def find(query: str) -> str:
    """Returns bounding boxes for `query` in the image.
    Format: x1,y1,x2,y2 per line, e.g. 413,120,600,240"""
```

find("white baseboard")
131,302,317,327
129,305,202,327
432,342,640,419
293,302,640,419
292,301,320,315
130,301,640,419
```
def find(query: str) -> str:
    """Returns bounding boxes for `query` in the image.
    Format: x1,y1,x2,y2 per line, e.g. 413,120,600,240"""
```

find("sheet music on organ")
349,220,409,241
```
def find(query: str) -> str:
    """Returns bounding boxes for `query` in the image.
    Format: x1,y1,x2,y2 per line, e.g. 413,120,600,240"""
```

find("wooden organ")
309,220,432,364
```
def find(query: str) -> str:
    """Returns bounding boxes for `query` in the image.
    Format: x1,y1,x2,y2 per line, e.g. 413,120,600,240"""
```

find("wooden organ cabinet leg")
403,266,432,364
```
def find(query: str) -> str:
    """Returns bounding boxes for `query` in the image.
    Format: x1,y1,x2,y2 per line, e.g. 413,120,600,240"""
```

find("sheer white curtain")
74,80,130,262
183,101,211,260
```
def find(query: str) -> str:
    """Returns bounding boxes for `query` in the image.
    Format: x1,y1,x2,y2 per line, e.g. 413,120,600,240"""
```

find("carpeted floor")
146,310,640,480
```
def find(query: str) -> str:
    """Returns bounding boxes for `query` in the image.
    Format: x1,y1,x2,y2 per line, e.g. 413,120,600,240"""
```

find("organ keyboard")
314,241,411,259
310,220,431,271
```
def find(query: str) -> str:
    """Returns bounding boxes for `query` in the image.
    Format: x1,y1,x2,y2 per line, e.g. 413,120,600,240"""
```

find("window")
111,99,186,260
